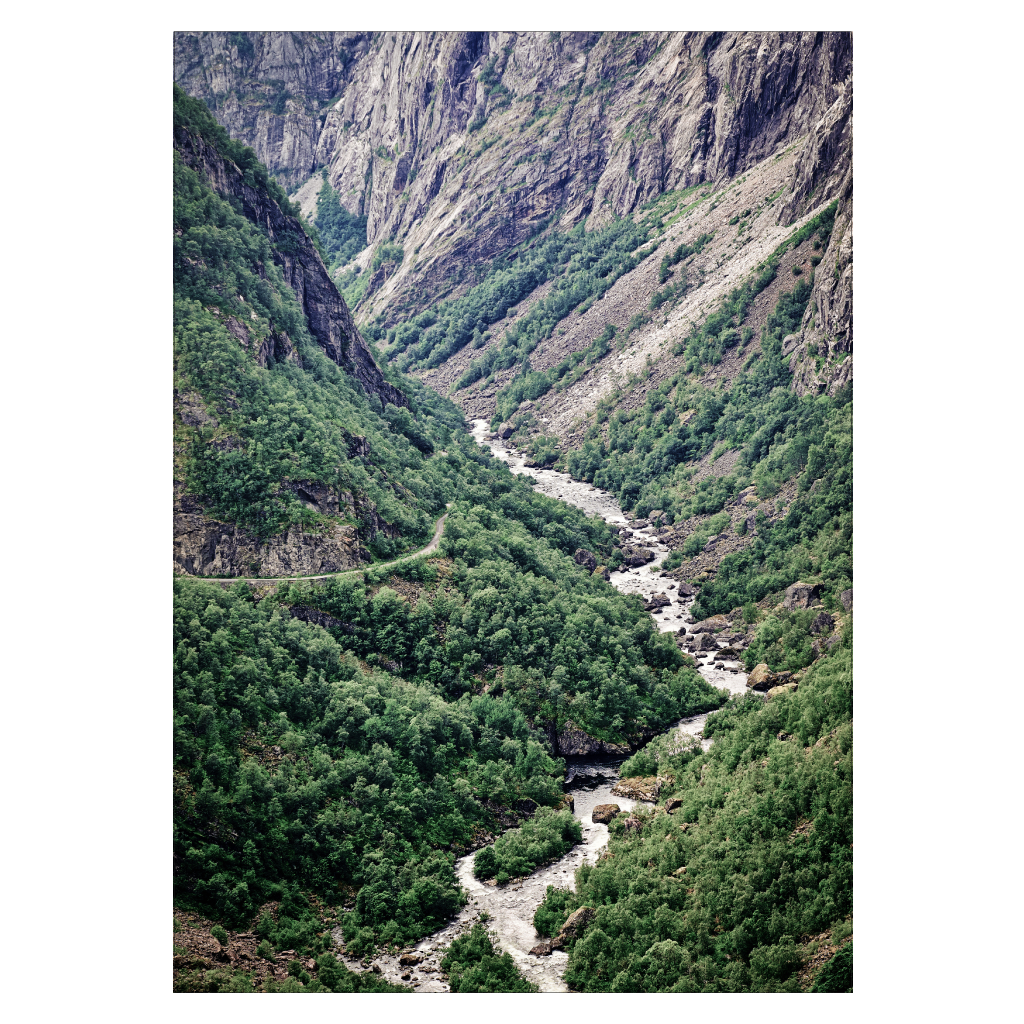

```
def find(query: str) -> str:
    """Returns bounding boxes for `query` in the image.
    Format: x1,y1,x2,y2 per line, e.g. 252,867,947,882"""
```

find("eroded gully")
337,421,749,991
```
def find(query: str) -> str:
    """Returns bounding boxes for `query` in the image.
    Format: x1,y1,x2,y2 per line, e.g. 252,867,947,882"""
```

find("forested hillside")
172,81,727,992
173,30,853,994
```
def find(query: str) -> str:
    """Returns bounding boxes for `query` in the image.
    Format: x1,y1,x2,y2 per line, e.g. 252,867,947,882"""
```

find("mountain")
172,30,853,995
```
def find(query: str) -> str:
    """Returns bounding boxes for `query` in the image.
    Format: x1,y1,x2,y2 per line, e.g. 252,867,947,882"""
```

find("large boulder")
622,816,643,836
665,798,684,814
783,582,821,610
716,646,741,659
620,544,655,567
644,593,671,611
675,582,697,597
497,422,515,439
840,588,853,612
695,632,720,652
767,682,799,699
591,803,621,825
557,906,596,943
574,548,598,572
399,953,422,967
529,941,552,957
746,663,776,691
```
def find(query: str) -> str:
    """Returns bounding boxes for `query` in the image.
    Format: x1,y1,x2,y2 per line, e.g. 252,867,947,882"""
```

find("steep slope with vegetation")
172,29,853,994
172,81,727,993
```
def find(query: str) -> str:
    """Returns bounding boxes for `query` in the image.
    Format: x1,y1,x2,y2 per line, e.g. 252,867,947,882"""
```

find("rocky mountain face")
174,32,852,318
175,28,853,450
174,118,405,408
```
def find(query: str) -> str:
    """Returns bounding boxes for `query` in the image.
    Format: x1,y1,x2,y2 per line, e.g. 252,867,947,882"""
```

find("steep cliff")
174,101,405,407
174,31,852,319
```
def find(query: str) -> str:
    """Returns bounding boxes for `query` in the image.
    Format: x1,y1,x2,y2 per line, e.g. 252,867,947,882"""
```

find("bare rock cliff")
174,31,853,317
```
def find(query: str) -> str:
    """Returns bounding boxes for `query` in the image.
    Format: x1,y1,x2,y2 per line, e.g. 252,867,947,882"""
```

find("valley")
172,30,852,995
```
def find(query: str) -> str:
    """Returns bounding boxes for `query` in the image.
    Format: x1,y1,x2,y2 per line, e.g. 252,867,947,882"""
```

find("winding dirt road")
196,506,451,585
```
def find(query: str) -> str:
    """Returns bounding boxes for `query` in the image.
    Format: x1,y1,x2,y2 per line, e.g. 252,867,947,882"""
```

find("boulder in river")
621,544,655,567
675,582,697,597
644,593,671,611
497,422,515,439
529,941,552,957
399,953,422,967
716,646,741,659
783,581,821,610
746,663,776,691
695,632,720,652
574,548,598,572
592,803,621,825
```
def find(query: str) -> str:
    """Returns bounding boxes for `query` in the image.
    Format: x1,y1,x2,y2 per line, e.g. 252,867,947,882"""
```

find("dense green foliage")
175,577,558,949
174,951,409,992
440,923,536,992
473,808,582,883
282,498,727,738
812,942,852,992
553,268,851,617
532,643,853,992
174,88,473,551
382,218,656,381
314,173,368,268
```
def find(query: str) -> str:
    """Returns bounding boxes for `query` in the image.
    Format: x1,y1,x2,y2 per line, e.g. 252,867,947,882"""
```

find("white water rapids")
338,421,750,991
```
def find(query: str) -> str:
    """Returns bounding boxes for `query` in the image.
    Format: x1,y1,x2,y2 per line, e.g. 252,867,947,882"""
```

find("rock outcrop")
611,776,668,802
620,544,655,567
746,663,776,692
173,512,368,578
557,721,630,756
783,581,821,610
573,548,598,573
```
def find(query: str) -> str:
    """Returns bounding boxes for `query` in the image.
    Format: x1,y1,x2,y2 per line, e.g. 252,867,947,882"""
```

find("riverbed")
338,422,752,990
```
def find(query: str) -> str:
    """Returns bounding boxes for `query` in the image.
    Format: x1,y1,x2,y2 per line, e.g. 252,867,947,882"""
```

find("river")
338,420,750,991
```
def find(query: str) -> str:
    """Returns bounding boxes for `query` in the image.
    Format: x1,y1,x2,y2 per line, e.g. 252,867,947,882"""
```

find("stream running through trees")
338,421,750,991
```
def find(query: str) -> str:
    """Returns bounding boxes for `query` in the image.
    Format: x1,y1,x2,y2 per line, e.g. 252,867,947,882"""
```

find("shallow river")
339,421,750,991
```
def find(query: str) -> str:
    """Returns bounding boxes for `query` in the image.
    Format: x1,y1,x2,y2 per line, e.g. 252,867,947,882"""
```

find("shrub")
682,533,707,557
533,885,574,936
473,808,581,880
257,939,275,960
210,925,229,947
440,923,536,992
